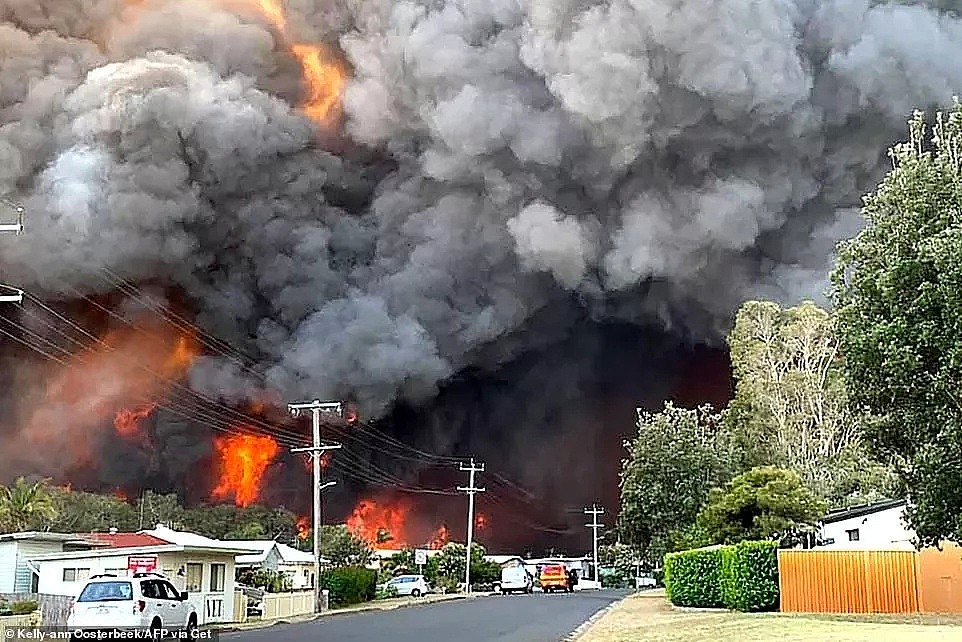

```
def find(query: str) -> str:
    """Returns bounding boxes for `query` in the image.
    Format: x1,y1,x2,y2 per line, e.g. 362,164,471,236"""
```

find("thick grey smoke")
2,0,962,456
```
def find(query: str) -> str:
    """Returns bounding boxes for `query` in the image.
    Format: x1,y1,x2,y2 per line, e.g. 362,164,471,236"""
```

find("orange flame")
113,488,128,502
251,0,345,124
428,524,449,550
13,318,199,466
296,515,310,540
476,513,488,530
211,433,280,506
113,402,157,442
347,498,412,548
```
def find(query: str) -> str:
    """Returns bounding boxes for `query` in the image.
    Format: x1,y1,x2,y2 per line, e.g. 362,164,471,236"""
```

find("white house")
0,532,109,594
818,499,916,550
27,525,256,625
231,541,320,590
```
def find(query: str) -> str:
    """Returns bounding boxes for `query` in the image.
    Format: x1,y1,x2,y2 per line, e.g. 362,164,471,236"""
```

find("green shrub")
720,541,779,612
0,600,11,616
664,546,724,607
10,600,38,615
320,566,377,607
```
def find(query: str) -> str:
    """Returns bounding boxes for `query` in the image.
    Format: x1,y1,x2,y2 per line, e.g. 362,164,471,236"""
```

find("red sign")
127,555,158,574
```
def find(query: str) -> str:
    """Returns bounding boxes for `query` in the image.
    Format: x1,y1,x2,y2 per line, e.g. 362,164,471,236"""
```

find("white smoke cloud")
508,202,594,289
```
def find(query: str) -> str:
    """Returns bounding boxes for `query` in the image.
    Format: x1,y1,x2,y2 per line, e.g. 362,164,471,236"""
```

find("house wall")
820,507,915,550
34,551,238,624
0,543,16,593
277,563,313,590
15,541,64,592
0,541,66,594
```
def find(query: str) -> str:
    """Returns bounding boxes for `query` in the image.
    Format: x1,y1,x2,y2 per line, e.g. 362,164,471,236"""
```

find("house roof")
140,524,261,554
822,499,907,525
83,533,170,548
29,544,185,561
0,531,105,545
230,540,323,565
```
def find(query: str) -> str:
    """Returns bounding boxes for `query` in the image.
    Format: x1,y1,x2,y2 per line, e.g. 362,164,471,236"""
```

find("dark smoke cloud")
2,0,962,500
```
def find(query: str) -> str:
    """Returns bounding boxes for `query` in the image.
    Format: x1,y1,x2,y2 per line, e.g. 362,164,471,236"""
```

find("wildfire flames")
428,524,449,550
347,498,410,547
296,516,310,540
476,513,488,530
13,318,199,465
211,433,280,506
347,497,453,550
113,403,157,443
253,0,346,124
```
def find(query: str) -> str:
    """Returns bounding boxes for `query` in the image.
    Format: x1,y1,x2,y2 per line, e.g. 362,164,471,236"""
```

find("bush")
664,546,724,607
0,600,11,616
720,541,779,612
375,584,398,600
320,566,377,607
10,600,38,615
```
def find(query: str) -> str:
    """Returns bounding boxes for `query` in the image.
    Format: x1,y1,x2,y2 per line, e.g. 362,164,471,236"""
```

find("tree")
318,525,373,567
0,477,58,531
726,300,897,504
618,402,737,564
696,466,826,546
433,542,496,590
831,100,962,545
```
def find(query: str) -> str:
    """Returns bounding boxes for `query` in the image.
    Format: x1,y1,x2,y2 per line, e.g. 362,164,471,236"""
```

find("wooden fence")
231,589,316,623
0,593,73,627
779,544,962,614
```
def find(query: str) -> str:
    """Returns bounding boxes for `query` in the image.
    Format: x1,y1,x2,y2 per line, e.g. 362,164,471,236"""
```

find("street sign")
128,555,158,574
415,549,427,566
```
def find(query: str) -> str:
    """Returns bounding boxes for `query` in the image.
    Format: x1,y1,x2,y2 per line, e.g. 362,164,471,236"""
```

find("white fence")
232,589,315,623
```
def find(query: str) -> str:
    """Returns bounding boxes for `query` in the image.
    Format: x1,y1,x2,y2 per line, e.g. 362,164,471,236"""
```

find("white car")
67,573,198,638
383,574,430,597
498,564,533,594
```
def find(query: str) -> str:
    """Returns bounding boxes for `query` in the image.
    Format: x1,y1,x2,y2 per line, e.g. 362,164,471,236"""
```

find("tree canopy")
0,477,57,531
831,100,962,545
318,525,373,567
726,300,897,504
696,466,826,547
618,402,737,564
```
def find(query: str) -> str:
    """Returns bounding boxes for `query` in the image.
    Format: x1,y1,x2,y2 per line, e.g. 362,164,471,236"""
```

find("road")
225,589,630,642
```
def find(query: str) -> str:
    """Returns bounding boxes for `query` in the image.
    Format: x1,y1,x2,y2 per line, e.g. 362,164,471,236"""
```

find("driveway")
225,589,630,642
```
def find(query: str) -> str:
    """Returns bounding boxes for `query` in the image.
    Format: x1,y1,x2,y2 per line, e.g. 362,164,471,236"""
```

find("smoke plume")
2,0,962,542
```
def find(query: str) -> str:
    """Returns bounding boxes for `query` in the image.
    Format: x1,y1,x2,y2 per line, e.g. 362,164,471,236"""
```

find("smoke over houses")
1,0,961,550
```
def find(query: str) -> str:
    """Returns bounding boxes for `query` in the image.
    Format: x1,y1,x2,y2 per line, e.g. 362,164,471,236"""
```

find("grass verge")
578,591,962,642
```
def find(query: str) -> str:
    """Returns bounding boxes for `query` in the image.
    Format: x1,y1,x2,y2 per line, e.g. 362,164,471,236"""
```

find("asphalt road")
225,589,630,642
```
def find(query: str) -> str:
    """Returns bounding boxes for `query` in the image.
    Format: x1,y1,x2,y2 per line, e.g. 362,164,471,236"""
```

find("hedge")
665,540,779,612
320,566,377,607
664,546,724,607
720,541,779,612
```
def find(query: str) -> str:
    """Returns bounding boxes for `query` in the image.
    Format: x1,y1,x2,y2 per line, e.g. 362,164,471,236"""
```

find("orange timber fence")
778,544,962,614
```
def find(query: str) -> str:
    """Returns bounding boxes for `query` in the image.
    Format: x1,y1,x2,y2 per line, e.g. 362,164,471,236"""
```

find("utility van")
499,562,533,594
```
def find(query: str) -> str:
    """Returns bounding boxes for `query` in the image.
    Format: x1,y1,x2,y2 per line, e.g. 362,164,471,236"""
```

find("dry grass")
578,591,962,642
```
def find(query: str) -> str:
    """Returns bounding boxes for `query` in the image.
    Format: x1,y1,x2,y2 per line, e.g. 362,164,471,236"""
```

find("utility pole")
0,198,23,303
584,504,604,582
457,458,484,594
289,400,342,613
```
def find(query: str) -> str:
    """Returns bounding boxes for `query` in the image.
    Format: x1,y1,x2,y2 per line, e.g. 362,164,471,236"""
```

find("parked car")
382,574,430,597
67,572,198,639
498,563,534,595
539,564,569,593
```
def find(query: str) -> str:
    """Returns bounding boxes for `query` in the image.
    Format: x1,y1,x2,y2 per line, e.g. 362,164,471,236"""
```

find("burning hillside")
3,0,962,549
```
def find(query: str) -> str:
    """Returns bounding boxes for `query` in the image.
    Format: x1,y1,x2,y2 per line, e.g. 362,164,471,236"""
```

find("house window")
63,568,90,582
186,563,203,593
209,564,226,592
847,528,860,542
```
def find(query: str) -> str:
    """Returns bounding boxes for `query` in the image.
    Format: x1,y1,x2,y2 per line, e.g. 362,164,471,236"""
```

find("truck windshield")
77,582,133,602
